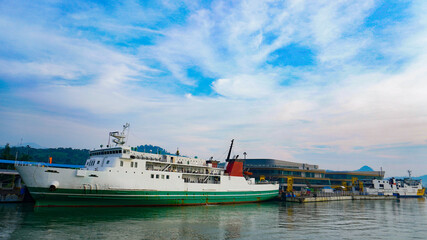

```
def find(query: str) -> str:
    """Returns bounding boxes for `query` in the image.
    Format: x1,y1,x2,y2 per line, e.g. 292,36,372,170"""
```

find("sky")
0,0,426,177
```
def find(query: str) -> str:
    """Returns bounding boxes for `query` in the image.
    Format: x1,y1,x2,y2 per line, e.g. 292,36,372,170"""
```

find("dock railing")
296,191,364,198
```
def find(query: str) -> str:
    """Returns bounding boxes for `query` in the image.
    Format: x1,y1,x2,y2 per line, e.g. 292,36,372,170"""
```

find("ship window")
161,175,164,179
156,174,159,179
135,162,138,168
151,174,154,178
97,161,100,164
131,162,134,167
120,161,123,167
166,175,169,179
106,160,110,164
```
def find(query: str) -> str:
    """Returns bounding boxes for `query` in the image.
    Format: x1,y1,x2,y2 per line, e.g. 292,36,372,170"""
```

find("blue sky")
1,0,427,176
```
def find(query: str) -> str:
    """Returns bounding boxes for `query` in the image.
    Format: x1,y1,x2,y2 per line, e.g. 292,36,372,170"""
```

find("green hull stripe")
28,187,278,207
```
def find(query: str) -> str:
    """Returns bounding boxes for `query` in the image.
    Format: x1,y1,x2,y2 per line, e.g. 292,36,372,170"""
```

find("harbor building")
243,159,331,191
244,159,385,191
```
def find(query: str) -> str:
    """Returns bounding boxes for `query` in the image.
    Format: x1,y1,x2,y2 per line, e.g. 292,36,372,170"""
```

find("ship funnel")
224,139,244,177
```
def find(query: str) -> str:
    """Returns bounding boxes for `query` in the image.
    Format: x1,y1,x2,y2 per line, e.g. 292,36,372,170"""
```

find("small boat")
15,124,279,207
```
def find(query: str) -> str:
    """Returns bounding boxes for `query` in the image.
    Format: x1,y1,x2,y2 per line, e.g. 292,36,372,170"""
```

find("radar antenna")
109,123,130,146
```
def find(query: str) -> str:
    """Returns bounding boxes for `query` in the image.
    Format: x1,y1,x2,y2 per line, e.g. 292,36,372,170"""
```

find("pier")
282,192,397,203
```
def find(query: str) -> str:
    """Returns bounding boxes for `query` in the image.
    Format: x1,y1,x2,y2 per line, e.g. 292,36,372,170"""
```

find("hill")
356,165,374,171
0,143,170,168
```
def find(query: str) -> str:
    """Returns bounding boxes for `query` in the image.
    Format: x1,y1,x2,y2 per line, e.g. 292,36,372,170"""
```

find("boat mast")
226,139,234,162
109,123,130,146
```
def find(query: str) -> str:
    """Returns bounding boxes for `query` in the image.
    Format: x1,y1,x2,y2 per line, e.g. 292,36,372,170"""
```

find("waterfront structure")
15,125,279,207
244,159,385,191
326,170,384,186
0,169,25,202
244,159,331,191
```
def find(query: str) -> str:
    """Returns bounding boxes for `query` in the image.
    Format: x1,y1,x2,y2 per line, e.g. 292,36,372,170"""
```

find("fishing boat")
15,124,279,207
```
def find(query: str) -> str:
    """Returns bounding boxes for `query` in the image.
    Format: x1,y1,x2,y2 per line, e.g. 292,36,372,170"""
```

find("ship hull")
28,187,278,207
16,165,279,207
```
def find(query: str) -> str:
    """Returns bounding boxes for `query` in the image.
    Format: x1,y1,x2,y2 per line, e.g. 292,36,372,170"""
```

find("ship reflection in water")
1,199,427,240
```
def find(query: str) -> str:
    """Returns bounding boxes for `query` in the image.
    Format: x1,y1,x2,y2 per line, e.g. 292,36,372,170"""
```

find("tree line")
0,143,170,169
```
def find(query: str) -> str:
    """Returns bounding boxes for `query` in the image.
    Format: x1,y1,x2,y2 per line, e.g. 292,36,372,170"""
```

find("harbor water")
1,199,427,240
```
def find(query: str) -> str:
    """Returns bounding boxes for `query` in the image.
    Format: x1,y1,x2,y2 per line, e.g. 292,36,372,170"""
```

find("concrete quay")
283,194,396,203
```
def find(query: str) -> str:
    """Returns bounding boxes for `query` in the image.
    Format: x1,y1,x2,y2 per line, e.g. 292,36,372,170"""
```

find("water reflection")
1,199,427,240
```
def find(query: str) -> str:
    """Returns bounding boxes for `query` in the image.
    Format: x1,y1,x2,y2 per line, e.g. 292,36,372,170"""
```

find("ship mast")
109,123,130,146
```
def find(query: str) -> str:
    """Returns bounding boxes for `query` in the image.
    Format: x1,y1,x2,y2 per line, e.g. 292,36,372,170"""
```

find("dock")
282,192,397,203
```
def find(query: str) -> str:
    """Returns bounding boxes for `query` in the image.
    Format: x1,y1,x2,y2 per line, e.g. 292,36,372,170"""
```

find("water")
1,199,427,240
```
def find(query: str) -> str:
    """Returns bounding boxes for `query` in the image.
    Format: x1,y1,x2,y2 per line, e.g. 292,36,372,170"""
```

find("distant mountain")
325,165,374,172
135,145,171,155
19,142,46,149
1,146,89,165
0,142,45,149
356,165,374,171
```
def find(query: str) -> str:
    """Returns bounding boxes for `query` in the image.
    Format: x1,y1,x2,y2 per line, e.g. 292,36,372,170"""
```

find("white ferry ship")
363,177,425,198
15,124,279,207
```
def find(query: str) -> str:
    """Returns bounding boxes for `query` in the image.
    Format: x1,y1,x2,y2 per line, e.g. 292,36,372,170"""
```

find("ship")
362,174,425,198
15,124,279,207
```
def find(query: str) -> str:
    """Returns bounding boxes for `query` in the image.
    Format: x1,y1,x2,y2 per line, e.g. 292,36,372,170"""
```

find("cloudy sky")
1,0,426,176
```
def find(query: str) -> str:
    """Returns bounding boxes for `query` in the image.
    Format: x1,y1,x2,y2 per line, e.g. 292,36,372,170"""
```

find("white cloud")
1,0,427,177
